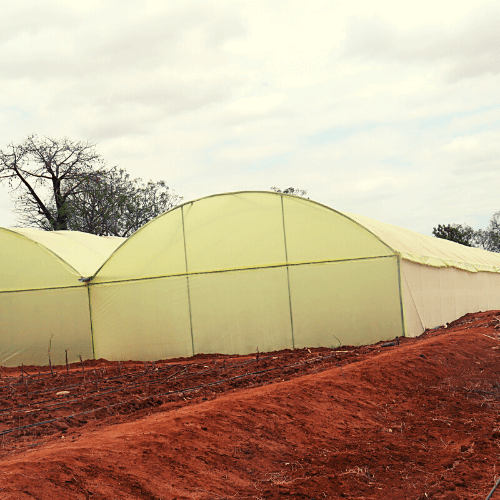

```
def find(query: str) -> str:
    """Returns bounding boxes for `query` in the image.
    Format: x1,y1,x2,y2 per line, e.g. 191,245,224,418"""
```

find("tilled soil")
1,311,500,499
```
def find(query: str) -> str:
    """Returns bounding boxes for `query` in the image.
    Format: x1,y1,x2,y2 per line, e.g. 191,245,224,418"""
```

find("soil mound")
1,311,500,499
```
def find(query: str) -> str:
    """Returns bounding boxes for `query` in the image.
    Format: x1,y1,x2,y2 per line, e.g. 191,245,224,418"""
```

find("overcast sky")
0,0,499,235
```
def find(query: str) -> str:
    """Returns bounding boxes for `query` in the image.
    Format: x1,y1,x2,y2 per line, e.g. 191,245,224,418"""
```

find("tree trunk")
53,178,68,230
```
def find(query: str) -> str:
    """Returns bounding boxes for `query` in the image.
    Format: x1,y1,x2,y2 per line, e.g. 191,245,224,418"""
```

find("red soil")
2,311,500,499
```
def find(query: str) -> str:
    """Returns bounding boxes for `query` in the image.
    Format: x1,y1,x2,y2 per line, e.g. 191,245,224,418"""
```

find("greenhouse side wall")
90,255,404,360
401,260,500,333
90,277,193,361
90,192,403,361
290,255,404,349
0,287,93,367
0,229,96,367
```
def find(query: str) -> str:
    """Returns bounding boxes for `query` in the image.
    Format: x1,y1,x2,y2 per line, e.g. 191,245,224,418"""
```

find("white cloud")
0,0,500,236
343,4,500,83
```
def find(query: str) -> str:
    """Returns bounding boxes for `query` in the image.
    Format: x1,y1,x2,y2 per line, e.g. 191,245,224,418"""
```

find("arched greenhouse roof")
91,191,396,283
91,191,500,283
0,227,125,291
346,212,500,273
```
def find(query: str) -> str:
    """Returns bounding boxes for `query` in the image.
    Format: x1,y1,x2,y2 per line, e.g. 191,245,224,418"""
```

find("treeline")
433,212,500,252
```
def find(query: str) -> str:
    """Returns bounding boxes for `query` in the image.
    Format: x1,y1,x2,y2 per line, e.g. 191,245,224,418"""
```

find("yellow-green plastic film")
0,287,93,367
0,229,81,290
183,193,286,273
346,212,500,273
0,227,125,366
90,276,193,361
290,257,403,348
89,192,404,361
92,207,186,282
10,190,500,367
189,267,293,355
8,228,125,278
283,196,393,263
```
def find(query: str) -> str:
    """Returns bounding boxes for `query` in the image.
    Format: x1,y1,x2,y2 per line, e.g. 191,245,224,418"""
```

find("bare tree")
0,135,106,230
270,186,308,197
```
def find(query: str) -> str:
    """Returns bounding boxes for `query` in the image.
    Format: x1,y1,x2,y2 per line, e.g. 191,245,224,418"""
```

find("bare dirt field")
2,311,500,499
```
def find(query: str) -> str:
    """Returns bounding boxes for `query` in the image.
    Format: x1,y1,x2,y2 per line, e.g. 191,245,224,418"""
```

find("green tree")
432,223,476,247
475,212,500,252
433,213,500,253
0,135,181,235
66,168,182,236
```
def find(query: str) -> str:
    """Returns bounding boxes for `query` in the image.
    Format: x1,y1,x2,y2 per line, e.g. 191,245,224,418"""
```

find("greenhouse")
88,191,500,362
3,191,500,367
0,229,124,366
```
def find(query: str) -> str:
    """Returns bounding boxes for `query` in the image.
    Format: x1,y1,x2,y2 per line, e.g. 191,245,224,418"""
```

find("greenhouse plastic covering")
0,229,124,366
3,191,500,367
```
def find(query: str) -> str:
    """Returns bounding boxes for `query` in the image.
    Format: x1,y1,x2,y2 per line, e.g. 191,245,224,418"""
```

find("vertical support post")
87,284,96,360
397,256,407,338
181,205,195,356
280,195,295,349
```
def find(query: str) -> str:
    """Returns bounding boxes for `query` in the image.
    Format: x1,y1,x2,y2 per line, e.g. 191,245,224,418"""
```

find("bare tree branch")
0,135,109,231
270,186,308,198
0,135,182,234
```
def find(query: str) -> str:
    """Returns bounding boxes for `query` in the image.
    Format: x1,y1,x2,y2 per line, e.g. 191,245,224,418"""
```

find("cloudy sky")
0,0,499,235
